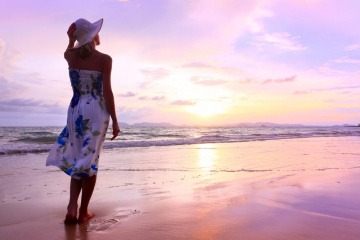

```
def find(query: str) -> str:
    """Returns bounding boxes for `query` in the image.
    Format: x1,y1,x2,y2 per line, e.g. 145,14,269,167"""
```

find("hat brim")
74,18,103,48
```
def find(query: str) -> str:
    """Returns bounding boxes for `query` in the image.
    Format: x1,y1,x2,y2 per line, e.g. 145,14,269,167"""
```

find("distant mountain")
119,122,131,128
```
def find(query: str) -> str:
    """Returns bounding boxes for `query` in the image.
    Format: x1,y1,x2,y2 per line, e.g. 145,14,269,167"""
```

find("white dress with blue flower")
46,69,110,179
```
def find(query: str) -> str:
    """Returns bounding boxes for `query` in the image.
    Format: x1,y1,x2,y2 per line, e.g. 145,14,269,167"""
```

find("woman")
46,18,120,224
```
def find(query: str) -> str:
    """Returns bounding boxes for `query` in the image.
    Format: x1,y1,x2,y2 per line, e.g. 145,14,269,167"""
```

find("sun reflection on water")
197,144,217,171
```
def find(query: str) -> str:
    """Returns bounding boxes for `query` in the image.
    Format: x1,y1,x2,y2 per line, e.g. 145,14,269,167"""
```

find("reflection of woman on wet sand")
46,18,120,224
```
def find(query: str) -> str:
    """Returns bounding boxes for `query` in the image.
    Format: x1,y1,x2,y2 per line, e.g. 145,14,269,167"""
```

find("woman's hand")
67,23,76,43
111,122,120,140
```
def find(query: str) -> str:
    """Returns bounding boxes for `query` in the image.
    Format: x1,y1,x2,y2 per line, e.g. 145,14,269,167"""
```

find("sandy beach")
1,136,360,239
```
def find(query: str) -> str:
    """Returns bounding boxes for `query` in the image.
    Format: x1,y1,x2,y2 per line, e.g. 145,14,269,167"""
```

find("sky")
0,0,359,126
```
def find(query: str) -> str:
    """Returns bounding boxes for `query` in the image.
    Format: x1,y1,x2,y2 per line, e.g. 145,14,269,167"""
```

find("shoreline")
1,137,360,239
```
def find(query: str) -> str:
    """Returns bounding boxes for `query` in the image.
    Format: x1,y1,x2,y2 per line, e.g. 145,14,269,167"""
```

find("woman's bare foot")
77,211,95,223
64,214,78,224
64,203,78,224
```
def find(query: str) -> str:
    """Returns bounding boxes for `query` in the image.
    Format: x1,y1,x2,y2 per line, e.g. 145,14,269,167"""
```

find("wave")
102,131,360,150
11,136,57,144
120,132,188,138
0,147,51,155
27,131,55,135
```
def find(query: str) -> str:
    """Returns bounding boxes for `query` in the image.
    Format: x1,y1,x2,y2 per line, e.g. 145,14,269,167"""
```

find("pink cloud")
293,90,309,95
181,61,243,75
139,96,166,101
253,32,306,51
118,107,154,122
262,75,296,84
171,100,197,106
119,92,136,97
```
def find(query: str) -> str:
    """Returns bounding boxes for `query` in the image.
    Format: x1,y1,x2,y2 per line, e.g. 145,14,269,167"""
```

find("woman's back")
65,49,108,72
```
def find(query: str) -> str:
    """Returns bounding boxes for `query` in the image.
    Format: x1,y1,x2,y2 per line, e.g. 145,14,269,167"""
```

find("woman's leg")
65,177,82,223
78,175,97,223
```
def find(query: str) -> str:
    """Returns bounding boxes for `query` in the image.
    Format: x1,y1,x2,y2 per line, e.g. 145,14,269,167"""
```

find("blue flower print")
75,115,84,137
83,137,91,147
57,126,69,146
91,73,103,99
75,115,89,138
66,168,73,175
91,164,98,172
69,69,81,108
69,69,80,82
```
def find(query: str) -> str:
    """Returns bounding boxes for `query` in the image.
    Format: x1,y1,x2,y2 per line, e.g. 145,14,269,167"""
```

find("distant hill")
119,122,131,128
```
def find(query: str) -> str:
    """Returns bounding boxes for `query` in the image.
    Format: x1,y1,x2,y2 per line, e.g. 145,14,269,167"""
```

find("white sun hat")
73,18,103,48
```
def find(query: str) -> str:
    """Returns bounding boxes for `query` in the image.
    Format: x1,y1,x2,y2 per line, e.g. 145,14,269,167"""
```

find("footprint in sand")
86,209,142,232
86,218,119,232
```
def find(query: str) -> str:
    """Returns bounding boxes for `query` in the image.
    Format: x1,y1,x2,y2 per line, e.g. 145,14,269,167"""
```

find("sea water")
0,125,359,155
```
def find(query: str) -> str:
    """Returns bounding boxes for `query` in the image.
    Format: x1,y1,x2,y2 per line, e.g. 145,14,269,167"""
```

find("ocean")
0,125,359,156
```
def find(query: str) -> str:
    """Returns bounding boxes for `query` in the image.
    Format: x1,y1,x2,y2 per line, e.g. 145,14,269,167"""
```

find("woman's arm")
66,23,76,50
64,23,76,61
102,55,120,140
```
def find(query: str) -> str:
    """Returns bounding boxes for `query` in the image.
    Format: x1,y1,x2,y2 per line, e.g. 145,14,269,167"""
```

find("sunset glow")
187,101,230,118
0,0,359,126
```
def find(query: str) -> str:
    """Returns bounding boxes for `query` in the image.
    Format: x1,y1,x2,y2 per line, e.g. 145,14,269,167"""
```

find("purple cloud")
253,32,306,52
139,95,166,101
119,92,136,97
262,75,296,84
0,98,60,112
118,106,153,122
181,62,243,75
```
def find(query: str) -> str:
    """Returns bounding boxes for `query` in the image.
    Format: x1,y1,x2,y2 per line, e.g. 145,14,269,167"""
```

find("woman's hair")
76,43,93,59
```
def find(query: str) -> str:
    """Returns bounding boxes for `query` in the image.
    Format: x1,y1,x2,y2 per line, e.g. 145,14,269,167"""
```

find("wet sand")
1,137,360,239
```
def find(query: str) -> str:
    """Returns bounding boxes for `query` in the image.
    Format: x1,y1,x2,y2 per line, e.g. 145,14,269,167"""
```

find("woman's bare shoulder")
96,51,112,62
98,53,112,70
64,48,76,59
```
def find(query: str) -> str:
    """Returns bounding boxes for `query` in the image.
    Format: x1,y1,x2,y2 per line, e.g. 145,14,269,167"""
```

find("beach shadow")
64,223,89,240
